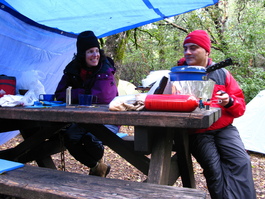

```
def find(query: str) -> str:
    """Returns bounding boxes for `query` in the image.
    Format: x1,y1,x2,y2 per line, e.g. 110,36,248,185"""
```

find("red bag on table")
0,74,16,98
145,94,199,112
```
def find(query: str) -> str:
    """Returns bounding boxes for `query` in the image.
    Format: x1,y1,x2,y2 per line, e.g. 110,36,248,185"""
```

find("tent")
118,79,140,96
233,90,265,154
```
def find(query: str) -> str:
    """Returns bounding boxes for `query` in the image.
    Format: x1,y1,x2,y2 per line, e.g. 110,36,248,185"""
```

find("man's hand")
215,90,230,107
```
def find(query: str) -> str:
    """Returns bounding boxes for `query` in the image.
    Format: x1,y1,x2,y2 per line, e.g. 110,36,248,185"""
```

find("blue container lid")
171,65,206,73
170,66,207,81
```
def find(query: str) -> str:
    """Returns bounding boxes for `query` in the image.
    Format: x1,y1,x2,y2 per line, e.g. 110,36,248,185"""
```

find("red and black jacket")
178,58,246,133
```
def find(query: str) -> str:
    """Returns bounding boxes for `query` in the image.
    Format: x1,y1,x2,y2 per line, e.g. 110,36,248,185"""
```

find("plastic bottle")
66,86,72,106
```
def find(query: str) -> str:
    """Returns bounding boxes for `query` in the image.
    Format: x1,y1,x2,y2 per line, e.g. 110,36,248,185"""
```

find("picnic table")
0,105,220,187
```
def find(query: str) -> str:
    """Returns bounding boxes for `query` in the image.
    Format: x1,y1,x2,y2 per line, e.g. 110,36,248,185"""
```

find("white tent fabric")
233,90,265,154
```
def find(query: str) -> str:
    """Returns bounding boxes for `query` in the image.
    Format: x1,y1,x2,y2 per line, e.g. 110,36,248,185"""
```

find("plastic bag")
109,94,147,111
20,90,39,106
0,95,24,107
171,80,215,101
141,70,172,94
16,70,46,104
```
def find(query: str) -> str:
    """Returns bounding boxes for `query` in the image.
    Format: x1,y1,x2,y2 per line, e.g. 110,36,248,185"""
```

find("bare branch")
164,19,188,33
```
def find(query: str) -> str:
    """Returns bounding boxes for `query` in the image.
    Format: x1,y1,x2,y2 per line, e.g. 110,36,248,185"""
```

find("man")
178,30,256,199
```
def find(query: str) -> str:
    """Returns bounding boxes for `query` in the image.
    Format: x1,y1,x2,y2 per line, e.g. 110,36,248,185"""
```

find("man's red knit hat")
183,30,211,53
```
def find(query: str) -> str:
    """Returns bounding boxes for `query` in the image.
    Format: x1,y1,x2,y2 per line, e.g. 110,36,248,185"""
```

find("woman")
55,31,118,177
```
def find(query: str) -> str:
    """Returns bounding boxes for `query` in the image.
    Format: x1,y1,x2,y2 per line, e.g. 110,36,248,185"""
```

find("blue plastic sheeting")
0,0,218,37
0,131,19,145
0,7,76,93
0,0,218,94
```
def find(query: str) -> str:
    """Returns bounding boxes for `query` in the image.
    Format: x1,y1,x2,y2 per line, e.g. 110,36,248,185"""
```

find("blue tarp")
0,0,218,94
0,131,19,145
0,0,218,37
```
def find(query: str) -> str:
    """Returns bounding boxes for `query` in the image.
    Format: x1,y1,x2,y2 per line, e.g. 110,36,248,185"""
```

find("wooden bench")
0,165,207,199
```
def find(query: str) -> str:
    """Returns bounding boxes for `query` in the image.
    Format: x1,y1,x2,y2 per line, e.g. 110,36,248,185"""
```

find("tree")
101,31,131,83
104,0,265,102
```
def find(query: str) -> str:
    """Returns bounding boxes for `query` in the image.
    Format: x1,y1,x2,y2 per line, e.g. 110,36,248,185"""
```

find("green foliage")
233,67,265,103
109,0,265,102
119,24,183,86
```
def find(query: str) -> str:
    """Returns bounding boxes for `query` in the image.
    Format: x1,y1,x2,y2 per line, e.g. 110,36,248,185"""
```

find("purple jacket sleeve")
55,74,85,103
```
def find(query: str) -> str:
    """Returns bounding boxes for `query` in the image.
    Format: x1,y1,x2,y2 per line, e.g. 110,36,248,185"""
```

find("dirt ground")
1,126,265,199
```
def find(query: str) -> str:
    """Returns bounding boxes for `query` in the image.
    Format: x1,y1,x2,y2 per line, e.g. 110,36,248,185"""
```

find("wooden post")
147,127,173,185
174,128,196,188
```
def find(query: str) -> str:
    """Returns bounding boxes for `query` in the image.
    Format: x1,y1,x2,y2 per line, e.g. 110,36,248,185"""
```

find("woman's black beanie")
76,31,100,55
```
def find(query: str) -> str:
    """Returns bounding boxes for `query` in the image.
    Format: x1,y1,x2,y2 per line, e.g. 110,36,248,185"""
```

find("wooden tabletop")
0,105,221,188
0,105,221,128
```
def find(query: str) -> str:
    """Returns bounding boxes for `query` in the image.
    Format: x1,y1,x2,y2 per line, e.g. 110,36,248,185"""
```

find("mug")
19,89,28,95
78,94,97,106
39,94,55,101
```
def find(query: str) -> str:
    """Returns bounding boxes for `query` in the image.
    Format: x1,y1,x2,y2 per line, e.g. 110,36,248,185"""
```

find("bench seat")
0,165,206,199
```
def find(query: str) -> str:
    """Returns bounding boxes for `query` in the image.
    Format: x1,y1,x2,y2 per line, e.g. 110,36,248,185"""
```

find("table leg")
174,129,196,188
147,127,174,185
168,153,180,185
134,126,153,154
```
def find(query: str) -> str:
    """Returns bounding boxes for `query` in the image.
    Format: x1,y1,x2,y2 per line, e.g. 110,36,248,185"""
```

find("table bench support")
174,129,196,188
147,127,174,185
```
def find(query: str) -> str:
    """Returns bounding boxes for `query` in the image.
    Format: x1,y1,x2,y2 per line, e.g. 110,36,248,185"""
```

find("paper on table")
0,159,24,174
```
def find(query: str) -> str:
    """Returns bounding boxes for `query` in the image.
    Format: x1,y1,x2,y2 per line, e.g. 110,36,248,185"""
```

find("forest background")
101,0,265,103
